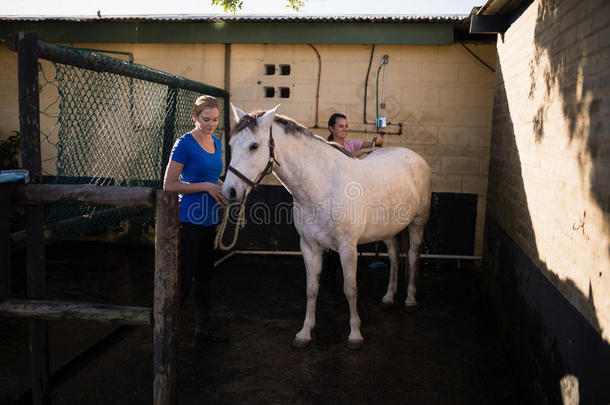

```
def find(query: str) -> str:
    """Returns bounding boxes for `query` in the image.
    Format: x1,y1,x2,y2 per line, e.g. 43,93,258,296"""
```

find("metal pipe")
381,57,388,115
57,45,134,63
308,44,322,128
7,35,228,97
363,44,375,125
375,55,389,132
214,251,236,267
231,250,481,261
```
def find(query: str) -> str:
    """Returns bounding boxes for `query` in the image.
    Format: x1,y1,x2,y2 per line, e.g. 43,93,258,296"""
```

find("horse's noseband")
228,126,280,191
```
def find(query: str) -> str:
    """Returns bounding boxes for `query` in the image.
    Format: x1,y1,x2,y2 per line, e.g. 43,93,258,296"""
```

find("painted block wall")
0,40,495,255
486,0,610,342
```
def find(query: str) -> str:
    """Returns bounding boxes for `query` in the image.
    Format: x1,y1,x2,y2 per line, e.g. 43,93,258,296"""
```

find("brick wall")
487,0,610,340
0,40,496,255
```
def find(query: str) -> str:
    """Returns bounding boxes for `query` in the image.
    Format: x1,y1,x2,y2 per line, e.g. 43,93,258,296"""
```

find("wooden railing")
1,31,182,405
1,183,180,405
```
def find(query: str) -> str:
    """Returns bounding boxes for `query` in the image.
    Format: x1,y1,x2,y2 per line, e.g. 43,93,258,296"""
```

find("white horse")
222,105,431,349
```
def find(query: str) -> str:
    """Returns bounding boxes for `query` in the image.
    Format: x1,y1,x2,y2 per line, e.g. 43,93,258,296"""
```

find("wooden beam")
153,190,180,405
2,21,456,45
0,299,152,325
17,30,51,405
10,207,152,252
469,14,509,34
15,184,156,207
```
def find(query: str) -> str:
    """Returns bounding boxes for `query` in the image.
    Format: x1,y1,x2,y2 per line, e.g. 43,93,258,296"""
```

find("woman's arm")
353,135,383,157
163,160,225,204
351,146,375,157
361,135,384,149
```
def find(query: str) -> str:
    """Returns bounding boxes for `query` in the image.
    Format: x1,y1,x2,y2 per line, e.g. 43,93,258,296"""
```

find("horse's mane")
231,110,354,158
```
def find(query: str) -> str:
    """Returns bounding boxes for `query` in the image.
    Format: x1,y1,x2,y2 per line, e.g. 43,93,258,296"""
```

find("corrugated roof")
477,0,529,15
0,14,470,23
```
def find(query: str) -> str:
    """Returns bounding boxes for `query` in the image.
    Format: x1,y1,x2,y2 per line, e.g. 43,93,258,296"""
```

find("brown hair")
193,95,219,117
327,113,347,141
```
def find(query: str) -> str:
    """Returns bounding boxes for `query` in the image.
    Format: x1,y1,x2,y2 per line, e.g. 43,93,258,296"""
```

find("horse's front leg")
339,244,363,350
292,238,323,348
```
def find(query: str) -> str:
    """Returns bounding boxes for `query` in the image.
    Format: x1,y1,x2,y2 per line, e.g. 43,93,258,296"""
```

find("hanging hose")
214,202,246,251
375,54,389,133
363,44,375,124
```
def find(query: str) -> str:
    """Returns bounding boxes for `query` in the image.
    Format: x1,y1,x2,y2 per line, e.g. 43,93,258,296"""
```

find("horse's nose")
229,187,237,201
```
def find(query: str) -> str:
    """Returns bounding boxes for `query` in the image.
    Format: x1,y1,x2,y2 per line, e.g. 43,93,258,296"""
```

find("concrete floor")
1,242,525,404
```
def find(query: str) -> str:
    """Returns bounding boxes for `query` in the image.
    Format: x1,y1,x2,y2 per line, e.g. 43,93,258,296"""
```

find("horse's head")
222,104,280,203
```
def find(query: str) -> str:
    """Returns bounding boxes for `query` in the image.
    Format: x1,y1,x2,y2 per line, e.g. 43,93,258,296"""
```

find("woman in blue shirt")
163,95,228,342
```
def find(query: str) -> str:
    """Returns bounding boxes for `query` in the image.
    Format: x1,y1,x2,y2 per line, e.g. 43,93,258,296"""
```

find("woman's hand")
352,146,377,157
203,182,226,205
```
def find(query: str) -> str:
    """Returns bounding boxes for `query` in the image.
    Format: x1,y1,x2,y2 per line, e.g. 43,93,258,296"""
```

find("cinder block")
416,106,457,125
405,126,438,145
442,156,481,174
467,88,495,107
440,87,467,107
439,127,491,146
458,63,496,85
430,173,461,193
462,175,489,194
402,86,439,106
421,62,459,82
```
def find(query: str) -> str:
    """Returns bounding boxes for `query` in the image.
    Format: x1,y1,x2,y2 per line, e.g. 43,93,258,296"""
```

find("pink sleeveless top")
343,139,363,153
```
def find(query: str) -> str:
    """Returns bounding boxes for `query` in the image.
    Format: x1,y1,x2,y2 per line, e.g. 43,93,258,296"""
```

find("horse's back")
362,147,431,188
361,146,431,213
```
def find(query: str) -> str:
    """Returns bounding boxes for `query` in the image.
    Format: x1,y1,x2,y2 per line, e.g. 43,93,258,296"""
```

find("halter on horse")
223,105,431,349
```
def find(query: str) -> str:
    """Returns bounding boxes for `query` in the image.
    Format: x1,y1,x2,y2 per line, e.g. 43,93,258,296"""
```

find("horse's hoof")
381,299,394,309
291,338,311,349
347,338,363,350
404,302,418,312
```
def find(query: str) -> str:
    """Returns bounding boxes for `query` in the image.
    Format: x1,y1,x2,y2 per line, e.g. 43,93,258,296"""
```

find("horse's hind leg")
381,236,399,308
339,244,363,350
292,238,323,348
405,222,425,309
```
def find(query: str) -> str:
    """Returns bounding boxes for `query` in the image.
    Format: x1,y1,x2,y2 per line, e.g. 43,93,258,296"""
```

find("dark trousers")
180,222,217,315
321,249,342,295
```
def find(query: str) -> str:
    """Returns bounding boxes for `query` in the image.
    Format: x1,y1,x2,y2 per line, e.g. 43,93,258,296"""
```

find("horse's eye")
249,143,259,151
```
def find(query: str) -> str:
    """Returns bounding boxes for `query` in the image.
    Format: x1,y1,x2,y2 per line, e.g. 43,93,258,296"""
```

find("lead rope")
214,201,246,251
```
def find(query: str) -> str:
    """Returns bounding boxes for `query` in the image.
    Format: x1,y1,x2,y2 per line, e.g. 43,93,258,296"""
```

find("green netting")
39,48,228,241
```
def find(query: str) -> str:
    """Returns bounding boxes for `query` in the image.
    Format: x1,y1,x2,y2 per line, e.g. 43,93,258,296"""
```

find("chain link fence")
27,42,229,241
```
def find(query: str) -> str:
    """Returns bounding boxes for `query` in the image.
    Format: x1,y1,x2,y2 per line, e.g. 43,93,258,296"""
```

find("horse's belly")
357,218,411,244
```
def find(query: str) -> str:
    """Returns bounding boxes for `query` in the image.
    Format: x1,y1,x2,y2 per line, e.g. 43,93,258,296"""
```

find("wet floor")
1,241,525,404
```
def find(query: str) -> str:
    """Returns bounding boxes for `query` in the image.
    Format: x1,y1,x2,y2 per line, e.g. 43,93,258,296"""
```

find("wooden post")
17,31,50,405
160,86,178,175
223,89,231,172
0,183,14,300
153,190,180,405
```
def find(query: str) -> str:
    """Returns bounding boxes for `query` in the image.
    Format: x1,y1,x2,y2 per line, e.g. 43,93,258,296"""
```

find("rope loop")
214,202,246,251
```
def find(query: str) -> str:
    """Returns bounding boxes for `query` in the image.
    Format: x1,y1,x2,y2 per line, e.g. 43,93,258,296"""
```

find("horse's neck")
272,129,342,206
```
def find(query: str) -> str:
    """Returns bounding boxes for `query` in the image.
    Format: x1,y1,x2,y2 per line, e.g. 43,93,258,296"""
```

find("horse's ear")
258,104,280,130
231,104,247,123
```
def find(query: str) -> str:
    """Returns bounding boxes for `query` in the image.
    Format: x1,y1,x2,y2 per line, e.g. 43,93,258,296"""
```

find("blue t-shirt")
169,133,223,225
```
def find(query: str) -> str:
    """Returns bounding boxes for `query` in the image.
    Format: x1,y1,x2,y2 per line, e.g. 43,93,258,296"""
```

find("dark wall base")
482,216,610,405
232,185,477,255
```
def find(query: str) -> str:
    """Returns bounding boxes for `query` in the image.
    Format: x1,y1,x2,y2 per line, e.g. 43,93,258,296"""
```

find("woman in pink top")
327,113,382,157
321,113,384,303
